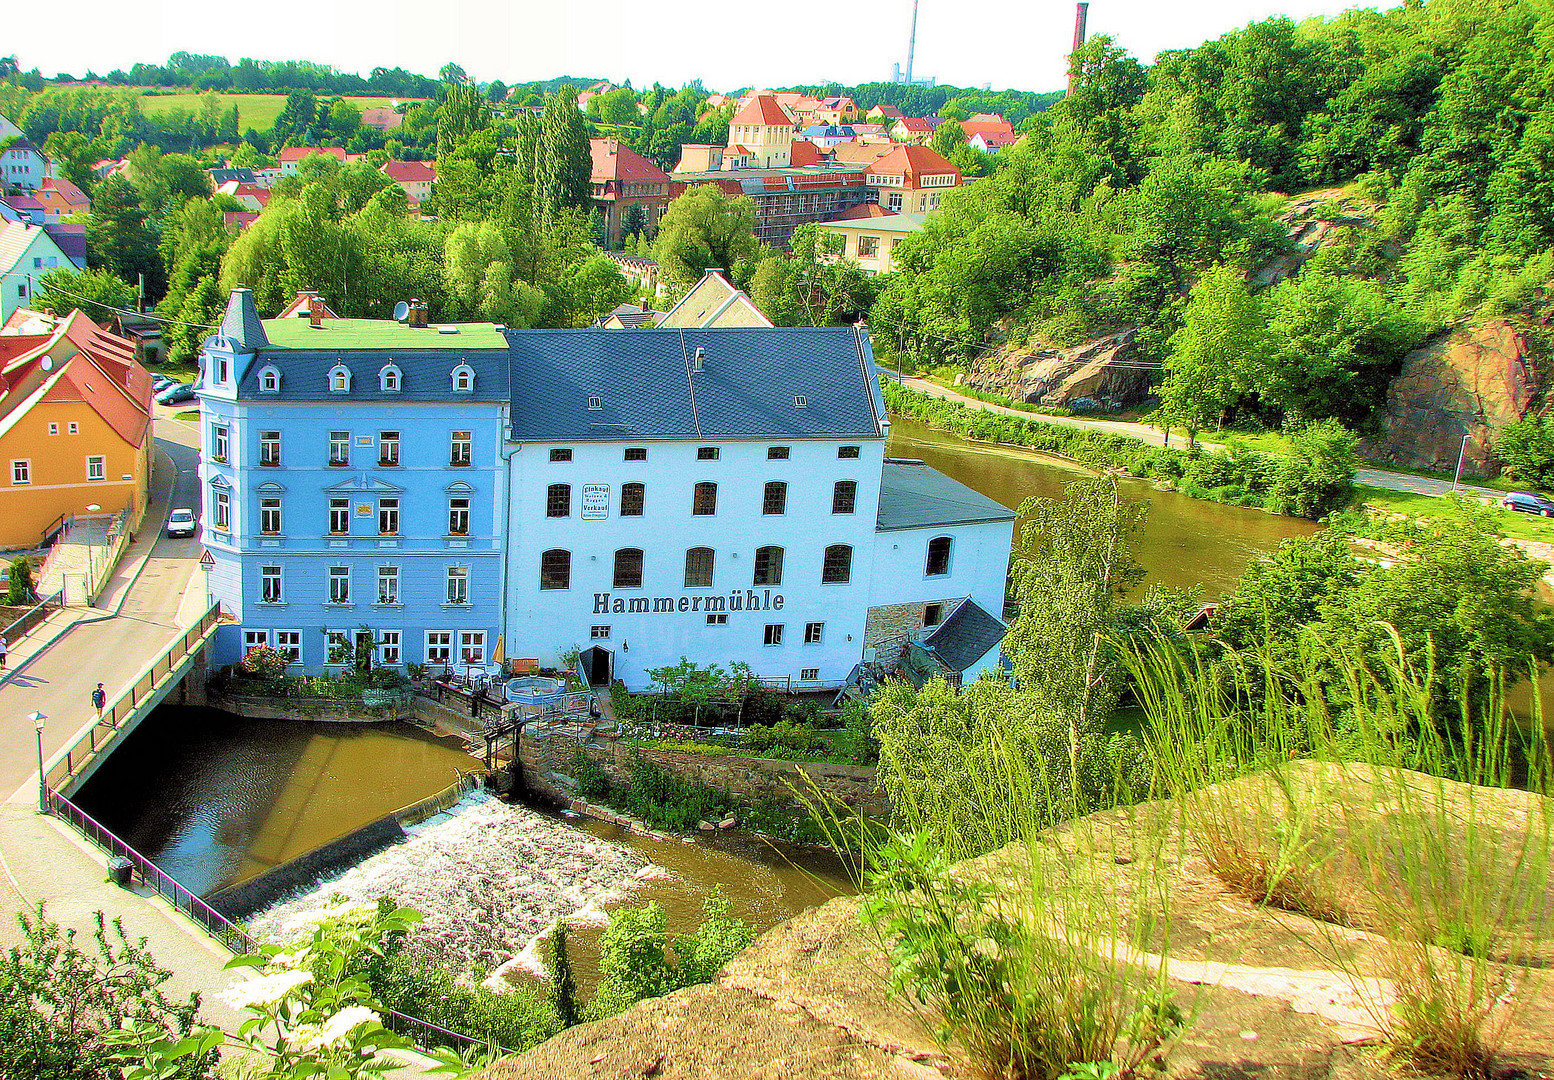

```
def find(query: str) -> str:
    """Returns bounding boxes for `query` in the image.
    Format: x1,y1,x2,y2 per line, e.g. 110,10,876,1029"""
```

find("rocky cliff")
957,329,1151,411
1359,318,1546,474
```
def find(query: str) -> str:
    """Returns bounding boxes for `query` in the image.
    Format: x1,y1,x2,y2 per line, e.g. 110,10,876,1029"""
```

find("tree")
536,84,593,228
931,119,967,158
620,201,647,241
7,556,34,605
544,921,579,1028
1158,263,1267,445
84,175,162,298
1003,475,1147,729
652,184,762,286
1495,414,1554,490
33,267,136,324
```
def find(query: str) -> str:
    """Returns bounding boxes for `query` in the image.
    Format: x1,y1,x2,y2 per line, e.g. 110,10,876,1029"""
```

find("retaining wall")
210,692,408,723
520,729,888,819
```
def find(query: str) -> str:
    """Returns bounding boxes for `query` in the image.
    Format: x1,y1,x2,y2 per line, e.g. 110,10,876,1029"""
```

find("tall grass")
1124,629,1554,1077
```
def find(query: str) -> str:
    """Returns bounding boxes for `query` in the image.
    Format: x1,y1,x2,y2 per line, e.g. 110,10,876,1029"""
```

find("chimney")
693,347,705,371
309,294,326,328
408,299,428,328
1068,3,1090,97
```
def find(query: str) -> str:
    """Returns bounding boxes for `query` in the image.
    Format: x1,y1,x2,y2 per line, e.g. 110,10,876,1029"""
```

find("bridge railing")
43,787,498,1056
1,589,63,643
45,603,223,790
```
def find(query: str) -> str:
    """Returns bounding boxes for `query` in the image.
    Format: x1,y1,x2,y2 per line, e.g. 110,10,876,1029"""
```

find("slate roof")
235,338,508,402
876,459,1015,531
219,288,269,350
210,167,257,186
921,597,1007,672
505,326,885,442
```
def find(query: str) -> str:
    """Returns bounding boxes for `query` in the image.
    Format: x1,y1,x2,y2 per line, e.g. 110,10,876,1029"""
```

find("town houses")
197,285,1014,691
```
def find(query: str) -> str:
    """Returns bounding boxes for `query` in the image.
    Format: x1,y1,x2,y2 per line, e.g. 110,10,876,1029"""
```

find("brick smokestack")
1068,2,1090,97
309,294,325,328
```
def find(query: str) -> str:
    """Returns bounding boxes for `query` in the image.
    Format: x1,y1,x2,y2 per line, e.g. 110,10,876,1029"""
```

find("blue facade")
199,290,508,672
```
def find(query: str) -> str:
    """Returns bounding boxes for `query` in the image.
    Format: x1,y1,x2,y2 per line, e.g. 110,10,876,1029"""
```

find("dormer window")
380,363,402,393
451,364,475,393
329,363,352,393
587,395,602,410
258,365,281,394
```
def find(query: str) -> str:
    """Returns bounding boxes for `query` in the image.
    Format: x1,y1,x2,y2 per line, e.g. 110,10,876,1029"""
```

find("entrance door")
580,646,613,687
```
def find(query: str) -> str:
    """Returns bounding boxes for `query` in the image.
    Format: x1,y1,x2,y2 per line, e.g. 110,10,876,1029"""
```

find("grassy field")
1355,484,1554,542
112,89,422,131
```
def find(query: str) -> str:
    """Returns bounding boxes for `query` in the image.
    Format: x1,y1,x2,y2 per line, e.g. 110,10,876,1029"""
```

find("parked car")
151,375,176,391
155,383,195,405
166,508,197,537
1502,491,1554,516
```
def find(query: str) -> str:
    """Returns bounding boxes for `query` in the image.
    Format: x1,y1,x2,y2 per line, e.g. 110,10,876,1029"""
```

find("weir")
44,603,223,797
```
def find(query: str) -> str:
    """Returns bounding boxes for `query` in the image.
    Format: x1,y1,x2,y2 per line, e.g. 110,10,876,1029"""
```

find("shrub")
240,645,290,679
615,754,734,833
741,720,824,756
6,557,35,606
571,750,612,799
368,952,559,1053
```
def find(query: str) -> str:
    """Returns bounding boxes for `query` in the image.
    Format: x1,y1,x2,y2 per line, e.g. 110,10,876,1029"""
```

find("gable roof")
380,160,436,183
505,325,885,442
866,144,960,181
659,270,774,329
876,459,1015,531
590,139,670,184
0,219,68,274
920,597,1007,672
275,290,342,320
894,116,935,133
277,146,347,164
0,310,150,448
209,167,257,186
731,95,797,128
38,177,90,206
830,142,896,166
787,140,826,168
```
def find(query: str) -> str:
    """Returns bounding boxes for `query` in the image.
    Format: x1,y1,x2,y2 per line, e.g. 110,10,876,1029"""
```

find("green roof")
261,318,507,351
822,213,926,234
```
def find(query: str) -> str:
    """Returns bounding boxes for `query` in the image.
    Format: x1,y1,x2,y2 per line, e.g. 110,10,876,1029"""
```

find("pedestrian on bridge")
92,683,106,718
0,635,8,670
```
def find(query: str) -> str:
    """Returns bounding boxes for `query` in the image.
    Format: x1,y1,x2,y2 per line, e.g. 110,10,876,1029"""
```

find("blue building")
199,290,508,671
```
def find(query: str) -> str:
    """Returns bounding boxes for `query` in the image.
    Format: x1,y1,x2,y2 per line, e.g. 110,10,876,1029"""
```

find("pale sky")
22,0,1385,96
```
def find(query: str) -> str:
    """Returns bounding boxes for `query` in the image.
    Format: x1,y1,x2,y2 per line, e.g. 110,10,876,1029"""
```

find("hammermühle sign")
592,590,787,615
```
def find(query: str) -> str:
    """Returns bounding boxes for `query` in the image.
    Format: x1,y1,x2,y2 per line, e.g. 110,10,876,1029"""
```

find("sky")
20,0,1386,95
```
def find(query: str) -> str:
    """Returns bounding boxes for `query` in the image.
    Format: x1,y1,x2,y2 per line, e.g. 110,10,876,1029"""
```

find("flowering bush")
240,645,291,679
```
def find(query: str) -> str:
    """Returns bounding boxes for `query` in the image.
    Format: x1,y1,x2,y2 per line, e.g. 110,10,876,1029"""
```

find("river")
76,420,1317,978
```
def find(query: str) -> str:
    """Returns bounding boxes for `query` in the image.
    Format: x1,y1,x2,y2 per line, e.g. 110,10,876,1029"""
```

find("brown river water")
75,418,1316,972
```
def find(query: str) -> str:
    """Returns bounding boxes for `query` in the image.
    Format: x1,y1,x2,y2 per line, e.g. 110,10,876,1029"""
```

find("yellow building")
0,311,153,549
817,212,926,275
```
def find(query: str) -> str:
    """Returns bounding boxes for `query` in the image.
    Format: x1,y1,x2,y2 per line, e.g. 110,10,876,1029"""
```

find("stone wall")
209,692,405,723
519,729,889,820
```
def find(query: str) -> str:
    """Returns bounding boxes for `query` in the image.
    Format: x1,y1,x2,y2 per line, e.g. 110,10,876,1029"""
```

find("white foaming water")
247,791,655,978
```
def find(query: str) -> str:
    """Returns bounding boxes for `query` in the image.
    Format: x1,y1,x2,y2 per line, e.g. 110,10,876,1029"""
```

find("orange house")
0,311,153,549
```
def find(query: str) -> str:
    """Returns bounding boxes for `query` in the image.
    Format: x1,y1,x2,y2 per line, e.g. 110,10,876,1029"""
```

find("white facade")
867,517,1011,621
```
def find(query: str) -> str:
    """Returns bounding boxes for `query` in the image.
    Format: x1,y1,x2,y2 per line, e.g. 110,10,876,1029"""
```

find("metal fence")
1,589,63,643
46,604,222,790
43,786,498,1056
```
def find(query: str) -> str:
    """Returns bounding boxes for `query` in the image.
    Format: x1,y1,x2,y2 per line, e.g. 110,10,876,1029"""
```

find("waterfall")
246,791,658,977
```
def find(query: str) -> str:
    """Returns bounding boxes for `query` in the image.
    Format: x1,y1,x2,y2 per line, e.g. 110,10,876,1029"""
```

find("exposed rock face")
958,329,1152,410
1253,187,1385,288
1359,319,1544,474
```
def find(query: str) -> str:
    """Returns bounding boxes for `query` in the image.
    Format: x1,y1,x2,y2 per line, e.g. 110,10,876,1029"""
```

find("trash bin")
107,856,134,888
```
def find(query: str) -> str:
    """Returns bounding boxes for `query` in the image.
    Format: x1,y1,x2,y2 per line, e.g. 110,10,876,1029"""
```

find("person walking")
91,683,106,719
0,634,8,670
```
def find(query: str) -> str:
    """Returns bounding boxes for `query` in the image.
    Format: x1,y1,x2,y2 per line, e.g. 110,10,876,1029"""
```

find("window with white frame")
451,365,475,393
212,489,230,531
328,566,350,604
243,629,269,653
926,536,953,576
804,621,824,644
379,631,402,664
458,630,486,664
857,235,879,257
329,364,351,393
380,364,402,392
259,367,280,393
260,565,282,603
260,496,282,534
328,431,350,466
259,430,280,466
425,631,452,665
801,668,819,681
211,424,229,462
706,613,728,626
378,565,400,605
591,625,611,639
10,460,28,485
329,498,350,534
67,422,78,435
47,423,57,436
379,431,400,466
378,497,399,535
275,630,302,662
450,430,471,466
446,566,469,605
448,497,470,536
86,456,106,481
887,192,903,211
763,624,784,646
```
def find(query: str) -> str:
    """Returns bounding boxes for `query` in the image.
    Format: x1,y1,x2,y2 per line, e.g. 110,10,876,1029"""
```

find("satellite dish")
392,301,410,323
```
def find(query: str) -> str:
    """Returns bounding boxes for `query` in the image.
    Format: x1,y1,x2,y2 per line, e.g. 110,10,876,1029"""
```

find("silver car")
166,508,197,537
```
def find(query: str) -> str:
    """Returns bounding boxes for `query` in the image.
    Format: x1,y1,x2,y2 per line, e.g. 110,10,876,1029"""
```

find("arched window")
832,480,857,514
328,363,351,393
822,544,853,584
684,547,714,587
546,483,571,518
614,548,644,589
692,481,717,516
540,549,571,590
762,481,787,515
926,536,953,577
258,365,281,393
753,545,784,586
451,364,475,392
620,482,645,517
380,363,402,392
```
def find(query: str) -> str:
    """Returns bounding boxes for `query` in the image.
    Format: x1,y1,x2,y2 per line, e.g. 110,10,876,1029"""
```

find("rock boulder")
958,329,1152,410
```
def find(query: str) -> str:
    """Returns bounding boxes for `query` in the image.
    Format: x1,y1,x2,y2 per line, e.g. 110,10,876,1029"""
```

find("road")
0,418,202,797
897,376,1504,500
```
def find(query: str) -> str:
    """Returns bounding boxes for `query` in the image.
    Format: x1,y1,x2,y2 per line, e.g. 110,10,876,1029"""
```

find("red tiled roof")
277,146,348,163
894,116,935,132
832,203,899,220
787,141,825,168
871,105,905,120
723,145,754,157
589,140,671,184
960,116,1016,139
223,211,260,230
866,144,962,183
39,177,90,206
3,311,151,448
380,160,437,183
731,95,797,128
830,142,896,166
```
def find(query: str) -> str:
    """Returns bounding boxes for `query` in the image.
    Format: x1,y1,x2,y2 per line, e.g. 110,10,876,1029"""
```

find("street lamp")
1452,432,1472,493
29,712,47,814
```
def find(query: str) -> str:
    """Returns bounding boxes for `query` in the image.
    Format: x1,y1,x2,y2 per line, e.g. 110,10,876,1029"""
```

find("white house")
1,138,48,193
0,219,72,323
